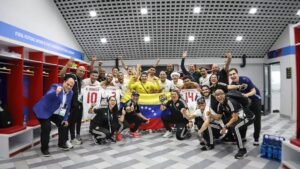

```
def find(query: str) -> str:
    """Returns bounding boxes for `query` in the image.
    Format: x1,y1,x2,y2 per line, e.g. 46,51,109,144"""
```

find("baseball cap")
197,97,206,104
131,91,140,96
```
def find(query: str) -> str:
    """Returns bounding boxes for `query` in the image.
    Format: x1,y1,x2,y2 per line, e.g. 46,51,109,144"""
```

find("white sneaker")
71,138,82,145
66,140,74,149
163,131,173,138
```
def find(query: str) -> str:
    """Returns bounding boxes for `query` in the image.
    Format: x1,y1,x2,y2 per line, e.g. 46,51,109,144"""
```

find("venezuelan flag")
121,92,171,130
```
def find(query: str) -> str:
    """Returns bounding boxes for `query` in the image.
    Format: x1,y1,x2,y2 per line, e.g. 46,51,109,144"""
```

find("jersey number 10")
87,92,98,104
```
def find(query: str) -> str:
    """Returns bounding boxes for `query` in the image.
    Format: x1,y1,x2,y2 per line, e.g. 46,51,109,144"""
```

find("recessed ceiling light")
89,10,97,17
188,36,195,42
249,8,257,14
141,8,148,15
236,36,243,41
100,38,107,44
144,36,150,42
297,9,300,16
193,7,201,14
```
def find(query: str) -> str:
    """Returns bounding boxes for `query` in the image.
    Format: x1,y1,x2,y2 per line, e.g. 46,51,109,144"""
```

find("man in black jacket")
180,51,201,83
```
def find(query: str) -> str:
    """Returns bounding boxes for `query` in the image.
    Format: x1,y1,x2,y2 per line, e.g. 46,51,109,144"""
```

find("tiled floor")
0,113,296,169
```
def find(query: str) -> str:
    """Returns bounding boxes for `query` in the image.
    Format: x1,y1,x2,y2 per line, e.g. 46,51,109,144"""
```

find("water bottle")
260,144,267,157
267,145,273,159
263,134,269,145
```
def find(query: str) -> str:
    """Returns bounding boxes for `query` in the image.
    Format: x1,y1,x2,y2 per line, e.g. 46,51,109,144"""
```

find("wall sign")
0,21,83,60
286,67,292,79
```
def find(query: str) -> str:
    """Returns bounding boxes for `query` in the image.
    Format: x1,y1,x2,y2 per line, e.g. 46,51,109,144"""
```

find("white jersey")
172,79,183,89
100,86,121,108
159,79,174,92
82,85,102,120
81,78,101,88
192,106,211,121
192,106,224,127
180,89,201,112
199,74,211,86
113,79,129,96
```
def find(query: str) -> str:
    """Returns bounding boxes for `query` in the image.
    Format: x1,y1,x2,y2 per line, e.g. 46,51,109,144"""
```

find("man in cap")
123,91,150,137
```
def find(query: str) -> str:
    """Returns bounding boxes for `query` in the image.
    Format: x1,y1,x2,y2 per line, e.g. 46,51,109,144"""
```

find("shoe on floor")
66,140,74,149
200,145,214,151
71,138,82,145
253,141,260,146
129,132,141,138
116,132,122,141
108,137,116,143
41,150,51,157
199,141,205,146
234,148,247,159
163,131,173,138
58,144,71,151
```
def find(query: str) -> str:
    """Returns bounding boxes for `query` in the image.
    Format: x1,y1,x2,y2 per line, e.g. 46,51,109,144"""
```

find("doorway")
270,63,281,113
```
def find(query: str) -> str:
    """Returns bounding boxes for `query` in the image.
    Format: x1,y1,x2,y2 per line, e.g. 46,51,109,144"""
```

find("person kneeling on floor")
210,89,253,159
123,91,150,137
182,97,225,151
89,96,124,144
160,90,191,140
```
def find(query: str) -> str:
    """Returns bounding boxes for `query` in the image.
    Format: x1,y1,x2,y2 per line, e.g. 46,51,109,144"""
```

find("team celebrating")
33,51,261,159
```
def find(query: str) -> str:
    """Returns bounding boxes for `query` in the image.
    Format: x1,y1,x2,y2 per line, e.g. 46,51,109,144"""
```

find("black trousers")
250,100,261,141
69,103,83,140
38,115,68,151
230,118,252,149
241,100,261,141
161,111,189,140
125,113,145,132
195,117,221,146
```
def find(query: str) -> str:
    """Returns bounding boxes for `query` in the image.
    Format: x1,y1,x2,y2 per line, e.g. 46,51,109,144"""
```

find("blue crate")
260,134,285,161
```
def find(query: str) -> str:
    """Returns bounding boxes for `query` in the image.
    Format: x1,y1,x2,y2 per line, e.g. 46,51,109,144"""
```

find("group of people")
33,51,262,159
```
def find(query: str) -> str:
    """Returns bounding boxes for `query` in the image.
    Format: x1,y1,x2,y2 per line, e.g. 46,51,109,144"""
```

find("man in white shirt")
199,67,211,86
171,72,183,90
82,70,101,88
114,71,129,96
183,97,223,151
159,71,174,92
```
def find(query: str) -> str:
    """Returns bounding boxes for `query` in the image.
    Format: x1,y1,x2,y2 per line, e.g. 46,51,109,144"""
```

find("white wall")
264,23,298,120
269,25,294,51
0,0,82,52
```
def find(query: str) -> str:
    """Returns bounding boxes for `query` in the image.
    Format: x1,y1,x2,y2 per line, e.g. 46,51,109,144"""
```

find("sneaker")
58,144,71,151
71,138,82,145
76,135,83,142
234,148,247,159
200,145,214,151
199,141,205,146
129,132,141,138
66,140,74,149
253,141,260,146
41,150,51,157
116,132,122,141
185,132,192,139
163,131,173,138
108,137,116,143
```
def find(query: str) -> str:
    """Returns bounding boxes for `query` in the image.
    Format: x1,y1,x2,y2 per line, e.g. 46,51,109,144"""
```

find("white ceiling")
54,0,300,60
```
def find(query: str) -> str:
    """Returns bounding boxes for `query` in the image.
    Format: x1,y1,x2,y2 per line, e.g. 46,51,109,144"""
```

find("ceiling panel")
54,0,300,60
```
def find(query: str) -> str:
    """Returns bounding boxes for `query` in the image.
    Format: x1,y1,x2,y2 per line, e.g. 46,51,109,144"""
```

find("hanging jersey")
82,85,102,120
100,86,121,108
180,89,201,113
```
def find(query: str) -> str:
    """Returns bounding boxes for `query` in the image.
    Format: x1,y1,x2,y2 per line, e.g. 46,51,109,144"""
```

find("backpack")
226,90,250,108
226,90,254,120
0,105,12,128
